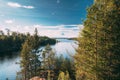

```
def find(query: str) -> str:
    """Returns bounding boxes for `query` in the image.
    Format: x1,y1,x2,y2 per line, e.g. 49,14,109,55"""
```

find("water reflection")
0,52,19,61
0,52,20,80
0,39,77,80
52,39,77,57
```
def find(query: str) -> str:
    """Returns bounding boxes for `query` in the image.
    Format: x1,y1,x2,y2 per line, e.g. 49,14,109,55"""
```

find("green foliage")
40,44,56,80
20,38,32,80
18,28,55,80
0,30,56,54
42,44,56,70
75,0,120,80
39,36,56,46
58,71,65,80
65,71,71,80
58,71,71,80
32,28,40,50
40,47,75,80
1,28,76,80
0,31,26,53
54,55,75,80
47,70,51,80
19,28,42,80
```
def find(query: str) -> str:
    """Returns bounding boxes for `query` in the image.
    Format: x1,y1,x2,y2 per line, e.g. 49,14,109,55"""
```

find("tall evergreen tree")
32,28,40,50
31,28,41,76
58,71,71,80
41,44,56,79
20,38,32,80
75,0,120,80
58,71,65,80
20,28,41,80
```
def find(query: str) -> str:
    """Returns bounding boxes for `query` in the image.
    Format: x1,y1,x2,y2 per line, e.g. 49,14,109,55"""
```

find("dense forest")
75,0,120,80
0,28,56,53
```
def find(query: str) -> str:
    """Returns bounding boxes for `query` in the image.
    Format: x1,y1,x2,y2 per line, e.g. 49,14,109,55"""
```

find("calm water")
0,39,77,80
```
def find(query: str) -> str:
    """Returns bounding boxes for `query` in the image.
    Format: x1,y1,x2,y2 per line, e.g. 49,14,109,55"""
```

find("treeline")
0,31,25,53
75,0,120,80
68,38,77,41
0,28,56,53
16,29,75,80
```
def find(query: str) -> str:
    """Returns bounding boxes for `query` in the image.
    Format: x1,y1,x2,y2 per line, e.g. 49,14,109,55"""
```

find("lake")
0,39,77,80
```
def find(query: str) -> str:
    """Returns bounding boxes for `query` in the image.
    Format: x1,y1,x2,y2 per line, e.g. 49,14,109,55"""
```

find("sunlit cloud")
5,20,14,24
7,2,34,9
7,2,21,8
0,24,83,38
22,6,34,9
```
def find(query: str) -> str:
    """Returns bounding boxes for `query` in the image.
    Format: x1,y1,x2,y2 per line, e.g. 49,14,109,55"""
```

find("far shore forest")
0,0,120,80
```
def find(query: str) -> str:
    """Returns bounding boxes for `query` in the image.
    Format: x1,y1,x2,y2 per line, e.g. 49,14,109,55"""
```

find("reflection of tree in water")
0,51,19,61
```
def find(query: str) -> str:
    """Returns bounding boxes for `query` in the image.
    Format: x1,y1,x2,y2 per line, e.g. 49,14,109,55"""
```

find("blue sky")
0,0,93,37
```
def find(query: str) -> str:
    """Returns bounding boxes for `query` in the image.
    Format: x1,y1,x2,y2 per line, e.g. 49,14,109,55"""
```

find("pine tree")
75,0,120,80
58,71,65,80
57,71,71,80
65,71,71,80
41,44,55,79
20,38,32,80
99,0,120,79
47,70,51,80
31,28,41,76
32,28,40,50
20,28,41,79
42,44,55,70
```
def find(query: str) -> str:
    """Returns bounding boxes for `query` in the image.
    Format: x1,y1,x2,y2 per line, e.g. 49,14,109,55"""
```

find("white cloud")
0,24,83,38
7,2,21,8
5,20,14,24
7,2,34,9
23,6,34,9
29,24,82,37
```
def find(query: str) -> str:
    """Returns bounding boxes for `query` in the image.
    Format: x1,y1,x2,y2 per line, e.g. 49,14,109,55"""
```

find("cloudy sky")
0,0,93,38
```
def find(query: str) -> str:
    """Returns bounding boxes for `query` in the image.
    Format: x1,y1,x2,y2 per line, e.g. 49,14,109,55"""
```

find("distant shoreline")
54,37,77,40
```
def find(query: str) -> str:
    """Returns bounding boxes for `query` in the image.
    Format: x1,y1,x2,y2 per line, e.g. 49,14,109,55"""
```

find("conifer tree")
47,70,51,80
41,44,55,79
31,28,41,76
58,71,65,80
65,71,71,80
58,71,71,80
42,44,55,70
75,0,120,80
20,37,32,80
20,28,41,79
